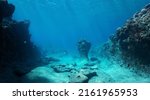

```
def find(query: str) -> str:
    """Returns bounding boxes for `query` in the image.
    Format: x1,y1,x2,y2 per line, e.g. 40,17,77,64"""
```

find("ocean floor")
22,51,150,83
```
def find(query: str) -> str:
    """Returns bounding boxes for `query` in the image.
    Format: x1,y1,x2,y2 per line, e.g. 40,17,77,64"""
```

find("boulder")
22,66,69,83
68,68,97,83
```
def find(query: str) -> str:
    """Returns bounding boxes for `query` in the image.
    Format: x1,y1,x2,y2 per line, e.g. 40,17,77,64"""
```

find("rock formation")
68,69,97,83
77,40,91,60
109,3,150,68
0,0,15,22
0,1,44,82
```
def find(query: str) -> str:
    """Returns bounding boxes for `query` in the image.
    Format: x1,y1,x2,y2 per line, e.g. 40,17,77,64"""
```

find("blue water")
8,0,150,53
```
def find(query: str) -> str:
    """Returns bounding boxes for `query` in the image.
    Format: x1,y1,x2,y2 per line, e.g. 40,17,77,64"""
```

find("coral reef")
77,40,91,60
110,3,150,67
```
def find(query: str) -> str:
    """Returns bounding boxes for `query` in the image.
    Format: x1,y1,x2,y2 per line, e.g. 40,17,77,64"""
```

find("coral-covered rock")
77,40,91,60
110,3,150,65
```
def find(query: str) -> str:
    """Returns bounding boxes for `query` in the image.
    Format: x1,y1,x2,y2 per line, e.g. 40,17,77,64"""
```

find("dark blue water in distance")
8,0,150,54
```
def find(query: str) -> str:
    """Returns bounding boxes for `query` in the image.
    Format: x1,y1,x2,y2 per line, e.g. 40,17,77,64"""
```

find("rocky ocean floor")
20,51,150,83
